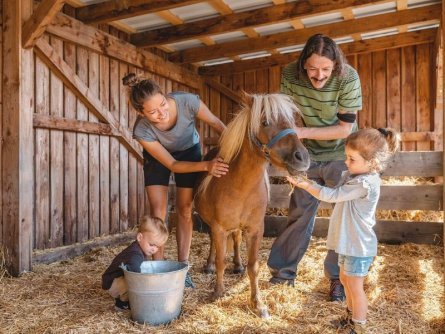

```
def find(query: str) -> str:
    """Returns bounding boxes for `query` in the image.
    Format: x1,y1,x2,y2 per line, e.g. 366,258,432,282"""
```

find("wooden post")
2,0,34,275
442,0,445,263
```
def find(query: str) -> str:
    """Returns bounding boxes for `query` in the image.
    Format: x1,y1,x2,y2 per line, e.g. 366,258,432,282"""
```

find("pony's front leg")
232,230,245,274
245,229,270,318
204,233,216,274
211,226,227,300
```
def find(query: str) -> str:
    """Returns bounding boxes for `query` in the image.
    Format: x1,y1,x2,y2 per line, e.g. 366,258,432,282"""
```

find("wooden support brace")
22,0,65,48
34,38,143,161
203,78,242,103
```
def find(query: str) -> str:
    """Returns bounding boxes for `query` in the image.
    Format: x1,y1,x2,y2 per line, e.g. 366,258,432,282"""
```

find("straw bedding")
0,230,443,334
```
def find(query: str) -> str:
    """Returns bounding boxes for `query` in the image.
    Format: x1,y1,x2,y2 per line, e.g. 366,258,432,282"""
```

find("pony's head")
219,92,310,175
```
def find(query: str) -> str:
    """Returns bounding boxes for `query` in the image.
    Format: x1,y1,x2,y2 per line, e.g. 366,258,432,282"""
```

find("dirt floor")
1,230,444,334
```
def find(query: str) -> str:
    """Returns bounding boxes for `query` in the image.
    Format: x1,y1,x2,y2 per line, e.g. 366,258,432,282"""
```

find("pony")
194,92,310,318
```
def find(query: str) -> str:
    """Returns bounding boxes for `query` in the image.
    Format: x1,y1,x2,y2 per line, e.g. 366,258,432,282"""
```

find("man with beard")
267,34,363,302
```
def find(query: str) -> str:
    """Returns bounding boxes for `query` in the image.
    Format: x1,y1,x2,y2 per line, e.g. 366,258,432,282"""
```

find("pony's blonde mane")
197,93,300,197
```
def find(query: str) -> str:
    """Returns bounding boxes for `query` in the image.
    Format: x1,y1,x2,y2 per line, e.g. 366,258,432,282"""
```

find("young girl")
102,216,169,311
123,73,229,288
287,127,400,334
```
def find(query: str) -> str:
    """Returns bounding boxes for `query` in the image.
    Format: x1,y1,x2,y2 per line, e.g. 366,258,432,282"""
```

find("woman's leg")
345,275,367,322
145,185,169,260
175,187,194,262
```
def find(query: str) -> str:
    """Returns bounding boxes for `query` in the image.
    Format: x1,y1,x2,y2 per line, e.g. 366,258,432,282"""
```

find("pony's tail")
195,174,213,200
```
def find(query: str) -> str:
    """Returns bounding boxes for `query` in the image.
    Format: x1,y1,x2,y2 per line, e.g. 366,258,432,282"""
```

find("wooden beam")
199,29,437,75
170,3,441,64
76,0,202,24
46,12,200,89
34,38,143,161
22,0,65,48
131,0,381,48
269,151,443,178
264,216,443,245
33,231,136,265
3,0,34,276
203,78,242,103
33,113,121,137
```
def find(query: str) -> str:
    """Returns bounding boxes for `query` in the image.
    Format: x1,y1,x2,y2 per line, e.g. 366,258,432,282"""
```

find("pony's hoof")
258,308,270,319
232,266,245,274
203,265,215,274
211,291,224,301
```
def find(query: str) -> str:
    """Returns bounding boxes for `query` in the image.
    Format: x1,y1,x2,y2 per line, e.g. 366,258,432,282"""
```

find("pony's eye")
262,120,269,127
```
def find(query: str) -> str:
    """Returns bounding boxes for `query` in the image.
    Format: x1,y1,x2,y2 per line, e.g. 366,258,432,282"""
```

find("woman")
123,73,229,288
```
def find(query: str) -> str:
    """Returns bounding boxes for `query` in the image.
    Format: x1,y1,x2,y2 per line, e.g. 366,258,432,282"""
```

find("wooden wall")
206,43,440,153
30,31,198,251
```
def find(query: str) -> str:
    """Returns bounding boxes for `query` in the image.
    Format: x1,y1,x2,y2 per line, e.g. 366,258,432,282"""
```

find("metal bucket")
122,261,188,325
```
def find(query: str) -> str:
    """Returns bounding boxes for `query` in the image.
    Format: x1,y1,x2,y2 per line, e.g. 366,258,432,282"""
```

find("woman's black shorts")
143,143,202,188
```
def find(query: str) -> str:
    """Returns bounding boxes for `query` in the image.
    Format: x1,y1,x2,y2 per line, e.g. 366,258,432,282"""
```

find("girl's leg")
339,267,352,311
345,275,367,322
145,185,169,260
175,187,194,262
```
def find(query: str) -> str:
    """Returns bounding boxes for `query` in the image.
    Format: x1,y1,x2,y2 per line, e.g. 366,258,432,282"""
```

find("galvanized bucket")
122,261,188,325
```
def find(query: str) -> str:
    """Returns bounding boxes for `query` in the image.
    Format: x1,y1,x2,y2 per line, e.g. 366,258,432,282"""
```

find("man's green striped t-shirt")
281,62,362,161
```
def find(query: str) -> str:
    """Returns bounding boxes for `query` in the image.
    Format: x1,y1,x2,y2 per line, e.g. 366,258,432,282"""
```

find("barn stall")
0,0,444,333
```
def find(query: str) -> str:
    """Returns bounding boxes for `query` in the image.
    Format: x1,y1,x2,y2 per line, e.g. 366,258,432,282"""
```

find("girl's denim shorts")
338,255,374,277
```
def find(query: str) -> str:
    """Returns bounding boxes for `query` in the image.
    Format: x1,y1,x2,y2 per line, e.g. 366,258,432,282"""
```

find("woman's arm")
140,140,228,177
195,101,226,134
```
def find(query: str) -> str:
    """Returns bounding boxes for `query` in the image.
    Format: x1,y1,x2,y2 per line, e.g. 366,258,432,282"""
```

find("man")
267,34,362,302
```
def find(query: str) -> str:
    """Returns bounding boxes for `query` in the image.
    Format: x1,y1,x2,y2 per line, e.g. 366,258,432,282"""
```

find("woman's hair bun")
122,73,140,87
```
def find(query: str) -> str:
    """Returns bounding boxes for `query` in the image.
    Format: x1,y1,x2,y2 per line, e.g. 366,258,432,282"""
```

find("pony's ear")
241,90,253,108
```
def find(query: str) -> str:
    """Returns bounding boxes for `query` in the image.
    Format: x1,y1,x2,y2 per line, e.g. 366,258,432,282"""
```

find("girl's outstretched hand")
286,175,310,189
207,157,229,177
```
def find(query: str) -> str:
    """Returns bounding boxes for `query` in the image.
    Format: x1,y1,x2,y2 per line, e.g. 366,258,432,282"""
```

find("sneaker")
331,308,352,329
329,279,345,302
269,276,295,287
185,271,196,289
114,298,130,311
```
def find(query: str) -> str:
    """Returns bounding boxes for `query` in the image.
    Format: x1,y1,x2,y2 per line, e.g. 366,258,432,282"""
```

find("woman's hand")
207,157,229,177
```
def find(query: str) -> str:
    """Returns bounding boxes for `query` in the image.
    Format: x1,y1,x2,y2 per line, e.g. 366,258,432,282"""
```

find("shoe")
114,298,130,311
269,276,295,287
331,308,352,329
185,271,196,288
339,321,367,334
329,279,345,302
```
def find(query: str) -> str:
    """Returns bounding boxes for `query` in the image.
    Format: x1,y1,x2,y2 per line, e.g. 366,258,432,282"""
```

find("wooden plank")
0,1,2,246
256,68,269,94
119,62,129,232
442,0,445,260
416,44,433,151
198,30,437,75
49,36,64,248
203,77,241,103
63,35,77,245
268,184,442,211
2,0,34,275
401,46,417,151
268,66,281,93
131,0,381,47
220,75,233,125
22,0,65,48
76,46,89,243
47,12,200,89
34,45,51,249
34,113,119,135
109,45,121,235
99,40,110,236
244,71,256,94
76,0,202,24
263,216,443,245
386,48,402,131
269,151,443,177
128,66,139,228
372,51,387,128
169,4,441,63
34,38,143,161
33,231,136,265
88,50,100,239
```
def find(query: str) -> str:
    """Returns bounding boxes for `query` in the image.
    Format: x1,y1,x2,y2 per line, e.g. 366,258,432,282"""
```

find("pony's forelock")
196,93,299,197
